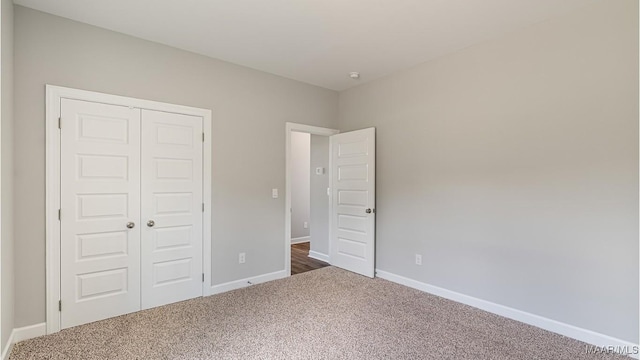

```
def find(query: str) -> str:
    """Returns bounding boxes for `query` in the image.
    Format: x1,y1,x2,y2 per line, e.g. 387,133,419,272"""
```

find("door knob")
365,208,373,214
147,220,155,227
126,222,135,229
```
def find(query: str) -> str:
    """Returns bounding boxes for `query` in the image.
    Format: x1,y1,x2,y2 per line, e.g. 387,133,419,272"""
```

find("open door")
330,128,375,278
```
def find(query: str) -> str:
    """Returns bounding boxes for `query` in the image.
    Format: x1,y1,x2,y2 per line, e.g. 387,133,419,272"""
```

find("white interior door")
60,99,141,329
141,110,203,309
330,128,376,278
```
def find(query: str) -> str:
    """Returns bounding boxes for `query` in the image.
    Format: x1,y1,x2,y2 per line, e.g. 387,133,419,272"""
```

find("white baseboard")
375,269,639,359
291,236,310,244
207,270,288,296
12,323,46,343
308,250,330,263
1,328,14,360
2,323,46,360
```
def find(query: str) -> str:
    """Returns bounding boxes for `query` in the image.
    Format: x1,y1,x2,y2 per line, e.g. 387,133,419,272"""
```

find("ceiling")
14,0,598,91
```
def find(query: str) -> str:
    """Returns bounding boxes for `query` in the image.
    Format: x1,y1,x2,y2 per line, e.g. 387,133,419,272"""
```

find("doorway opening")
285,123,376,278
290,131,330,275
285,123,338,276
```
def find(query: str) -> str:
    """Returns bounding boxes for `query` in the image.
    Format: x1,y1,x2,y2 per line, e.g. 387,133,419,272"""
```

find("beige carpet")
10,267,626,359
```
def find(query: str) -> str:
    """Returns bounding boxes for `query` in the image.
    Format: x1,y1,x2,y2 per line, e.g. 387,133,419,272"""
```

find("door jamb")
45,85,213,334
285,122,339,276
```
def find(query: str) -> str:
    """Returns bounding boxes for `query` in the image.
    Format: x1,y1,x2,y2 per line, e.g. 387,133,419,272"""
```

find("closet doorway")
45,86,212,333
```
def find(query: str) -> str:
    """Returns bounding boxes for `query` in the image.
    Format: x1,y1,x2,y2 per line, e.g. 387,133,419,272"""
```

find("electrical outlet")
415,254,422,266
303,221,308,229
239,252,246,264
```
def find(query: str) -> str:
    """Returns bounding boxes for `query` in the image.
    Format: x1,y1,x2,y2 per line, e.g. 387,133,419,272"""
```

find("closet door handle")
126,222,135,229
147,220,155,227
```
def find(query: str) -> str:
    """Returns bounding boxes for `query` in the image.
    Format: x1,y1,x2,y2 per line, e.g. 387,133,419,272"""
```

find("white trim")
45,85,61,335
203,106,213,293
45,85,213,334
208,270,287,295
0,330,12,360
308,251,330,263
0,0,2,352
2,323,47,360
375,269,639,359
285,123,338,277
291,236,310,244
11,323,46,344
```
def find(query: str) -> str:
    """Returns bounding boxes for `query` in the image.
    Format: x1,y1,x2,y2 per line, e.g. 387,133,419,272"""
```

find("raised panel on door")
330,128,376,278
60,98,141,329
141,109,203,309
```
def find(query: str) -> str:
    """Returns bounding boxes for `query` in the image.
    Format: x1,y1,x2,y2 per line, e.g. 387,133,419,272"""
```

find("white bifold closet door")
60,99,203,329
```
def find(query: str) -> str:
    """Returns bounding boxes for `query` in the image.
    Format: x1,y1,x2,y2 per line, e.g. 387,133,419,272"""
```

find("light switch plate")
272,188,278,198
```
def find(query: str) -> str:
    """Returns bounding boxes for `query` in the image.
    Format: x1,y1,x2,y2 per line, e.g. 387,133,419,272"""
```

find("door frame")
45,85,212,334
284,123,339,276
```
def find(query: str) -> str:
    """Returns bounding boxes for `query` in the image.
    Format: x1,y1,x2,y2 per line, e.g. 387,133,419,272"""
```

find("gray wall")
310,135,329,256
339,0,638,343
290,132,310,240
13,6,338,327
1,0,14,350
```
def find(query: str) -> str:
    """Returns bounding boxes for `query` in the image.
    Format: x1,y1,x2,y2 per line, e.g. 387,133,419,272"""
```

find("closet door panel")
60,98,141,329
141,109,203,309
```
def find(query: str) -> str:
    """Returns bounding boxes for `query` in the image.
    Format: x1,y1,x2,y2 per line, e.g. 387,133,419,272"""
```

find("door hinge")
202,132,205,142
58,300,62,312
58,209,61,221
58,117,61,129
202,273,205,282
202,203,205,212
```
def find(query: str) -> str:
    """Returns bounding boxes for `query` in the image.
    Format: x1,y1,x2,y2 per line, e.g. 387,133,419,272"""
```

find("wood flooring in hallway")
291,242,329,275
